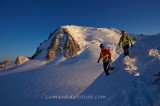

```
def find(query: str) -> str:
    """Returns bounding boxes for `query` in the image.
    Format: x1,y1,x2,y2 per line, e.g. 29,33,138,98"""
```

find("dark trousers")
103,60,110,75
123,44,130,56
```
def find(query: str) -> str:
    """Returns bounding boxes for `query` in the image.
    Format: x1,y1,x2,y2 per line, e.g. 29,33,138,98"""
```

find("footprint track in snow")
123,56,139,76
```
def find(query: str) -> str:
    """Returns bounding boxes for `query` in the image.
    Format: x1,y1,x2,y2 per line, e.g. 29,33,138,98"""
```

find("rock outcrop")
15,56,29,65
0,60,12,69
47,28,80,61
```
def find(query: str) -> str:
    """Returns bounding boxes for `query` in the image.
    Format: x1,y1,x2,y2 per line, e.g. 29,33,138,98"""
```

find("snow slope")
0,25,160,106
0,25,122,105
79,34,160,106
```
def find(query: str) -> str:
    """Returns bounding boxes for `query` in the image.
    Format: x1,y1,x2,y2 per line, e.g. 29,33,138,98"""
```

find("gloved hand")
97,61,99,63
131,44,133,47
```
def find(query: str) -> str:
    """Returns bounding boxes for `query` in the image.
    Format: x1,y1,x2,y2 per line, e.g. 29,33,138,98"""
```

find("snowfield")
0,25,160,106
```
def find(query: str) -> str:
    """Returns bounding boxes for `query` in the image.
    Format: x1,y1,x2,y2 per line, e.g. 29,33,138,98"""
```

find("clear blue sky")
0,0,160,61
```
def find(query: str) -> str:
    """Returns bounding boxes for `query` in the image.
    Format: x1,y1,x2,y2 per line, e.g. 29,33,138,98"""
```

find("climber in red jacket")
97,44,114,76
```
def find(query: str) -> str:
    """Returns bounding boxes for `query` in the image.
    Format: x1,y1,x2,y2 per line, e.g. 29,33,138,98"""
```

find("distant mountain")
0,60,15,69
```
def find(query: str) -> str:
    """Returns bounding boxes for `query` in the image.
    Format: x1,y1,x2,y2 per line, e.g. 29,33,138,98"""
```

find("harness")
101,51,109,63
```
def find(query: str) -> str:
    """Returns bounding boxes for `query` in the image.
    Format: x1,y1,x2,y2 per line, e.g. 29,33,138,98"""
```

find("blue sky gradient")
0,0,160,61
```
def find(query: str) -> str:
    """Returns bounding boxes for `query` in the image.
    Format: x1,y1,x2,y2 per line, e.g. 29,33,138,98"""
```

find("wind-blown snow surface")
79,34,160,106
0,25,160,106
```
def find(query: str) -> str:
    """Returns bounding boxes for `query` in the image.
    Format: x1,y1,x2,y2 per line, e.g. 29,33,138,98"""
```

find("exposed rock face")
0,60,12,69
15,56,29,65
47,28,80,61
64,33,81,58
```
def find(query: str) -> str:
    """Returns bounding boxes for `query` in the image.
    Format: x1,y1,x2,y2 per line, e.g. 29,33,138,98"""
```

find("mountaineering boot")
105,70,109,76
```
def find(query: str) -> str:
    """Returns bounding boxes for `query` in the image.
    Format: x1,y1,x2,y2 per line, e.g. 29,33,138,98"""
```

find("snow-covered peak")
32,25,123,61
